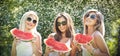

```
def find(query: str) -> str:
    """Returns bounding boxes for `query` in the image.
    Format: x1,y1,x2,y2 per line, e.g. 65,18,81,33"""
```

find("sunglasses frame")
57,21,67,26
27,17,37,24
86,13,97,20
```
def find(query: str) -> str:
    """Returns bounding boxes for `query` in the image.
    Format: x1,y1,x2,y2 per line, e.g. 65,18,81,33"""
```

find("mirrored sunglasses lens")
90,15,96,19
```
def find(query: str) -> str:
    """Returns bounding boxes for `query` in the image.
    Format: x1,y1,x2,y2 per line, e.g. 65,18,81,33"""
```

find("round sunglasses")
86,14,97,19
27,17,37,24
57,21,67,26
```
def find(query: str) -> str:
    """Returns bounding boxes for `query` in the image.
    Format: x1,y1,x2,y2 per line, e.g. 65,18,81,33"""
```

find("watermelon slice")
75,33,93,44
44,37,56,48
10,28,34,41
44,37,71,52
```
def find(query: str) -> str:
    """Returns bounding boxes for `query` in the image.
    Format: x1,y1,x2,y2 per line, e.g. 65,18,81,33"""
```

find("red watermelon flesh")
10,28,34,41
52,40,71,52
75,33,93,44
44,37,56,48
44,37,71,52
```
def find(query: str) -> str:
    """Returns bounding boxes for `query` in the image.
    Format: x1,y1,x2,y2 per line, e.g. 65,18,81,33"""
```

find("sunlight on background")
0,0,120,56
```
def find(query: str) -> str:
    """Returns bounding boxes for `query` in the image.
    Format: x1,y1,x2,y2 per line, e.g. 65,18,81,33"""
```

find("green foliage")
0,0,120,56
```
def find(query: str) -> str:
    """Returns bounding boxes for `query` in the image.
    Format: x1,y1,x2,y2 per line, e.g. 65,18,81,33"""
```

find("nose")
60,24,63,27
29,20,33,24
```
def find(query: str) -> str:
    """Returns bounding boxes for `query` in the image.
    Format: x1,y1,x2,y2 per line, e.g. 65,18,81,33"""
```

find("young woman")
11,11,42,56
44,12,76,56
79,9,110,56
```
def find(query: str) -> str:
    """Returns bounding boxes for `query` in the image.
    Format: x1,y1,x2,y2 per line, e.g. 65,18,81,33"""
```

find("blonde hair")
11,11,41,56
19,11,39,35
83,9,105,36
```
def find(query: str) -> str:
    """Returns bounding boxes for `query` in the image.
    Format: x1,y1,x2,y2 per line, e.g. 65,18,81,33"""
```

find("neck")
87,26,95,35
61,32,66,38
25,28,31,32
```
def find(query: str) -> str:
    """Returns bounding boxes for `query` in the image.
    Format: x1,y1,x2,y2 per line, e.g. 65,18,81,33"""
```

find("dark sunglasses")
86,14,96,19
57,21,67,26
27,17,37,24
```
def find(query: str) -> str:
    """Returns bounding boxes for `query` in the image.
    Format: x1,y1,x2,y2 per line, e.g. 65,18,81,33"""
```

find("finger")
85,42,91,46
50,48,55,52
87,43,91,46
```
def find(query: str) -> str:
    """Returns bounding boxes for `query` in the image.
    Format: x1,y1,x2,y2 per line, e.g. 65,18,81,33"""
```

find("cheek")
92,20,97,25
33,23,36,26
25,21,28,26
84,18,87,22
95,19,98,22
58,26,61,31
84,19,87,24
64,26,67,30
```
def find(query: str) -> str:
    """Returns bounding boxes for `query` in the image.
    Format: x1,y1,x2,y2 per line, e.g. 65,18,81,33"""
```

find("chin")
61,30,66,33
26,27,33,30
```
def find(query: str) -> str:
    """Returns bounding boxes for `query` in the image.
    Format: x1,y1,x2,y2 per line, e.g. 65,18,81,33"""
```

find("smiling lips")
85,19,92,24
59,27,65,32
27,22,33,26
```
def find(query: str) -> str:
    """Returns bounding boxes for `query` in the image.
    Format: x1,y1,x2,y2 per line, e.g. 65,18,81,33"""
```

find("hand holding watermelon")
82,42,95,54
10,28,34,41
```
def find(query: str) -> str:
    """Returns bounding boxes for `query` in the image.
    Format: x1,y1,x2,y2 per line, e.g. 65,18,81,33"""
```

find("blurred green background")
0,0,120,56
